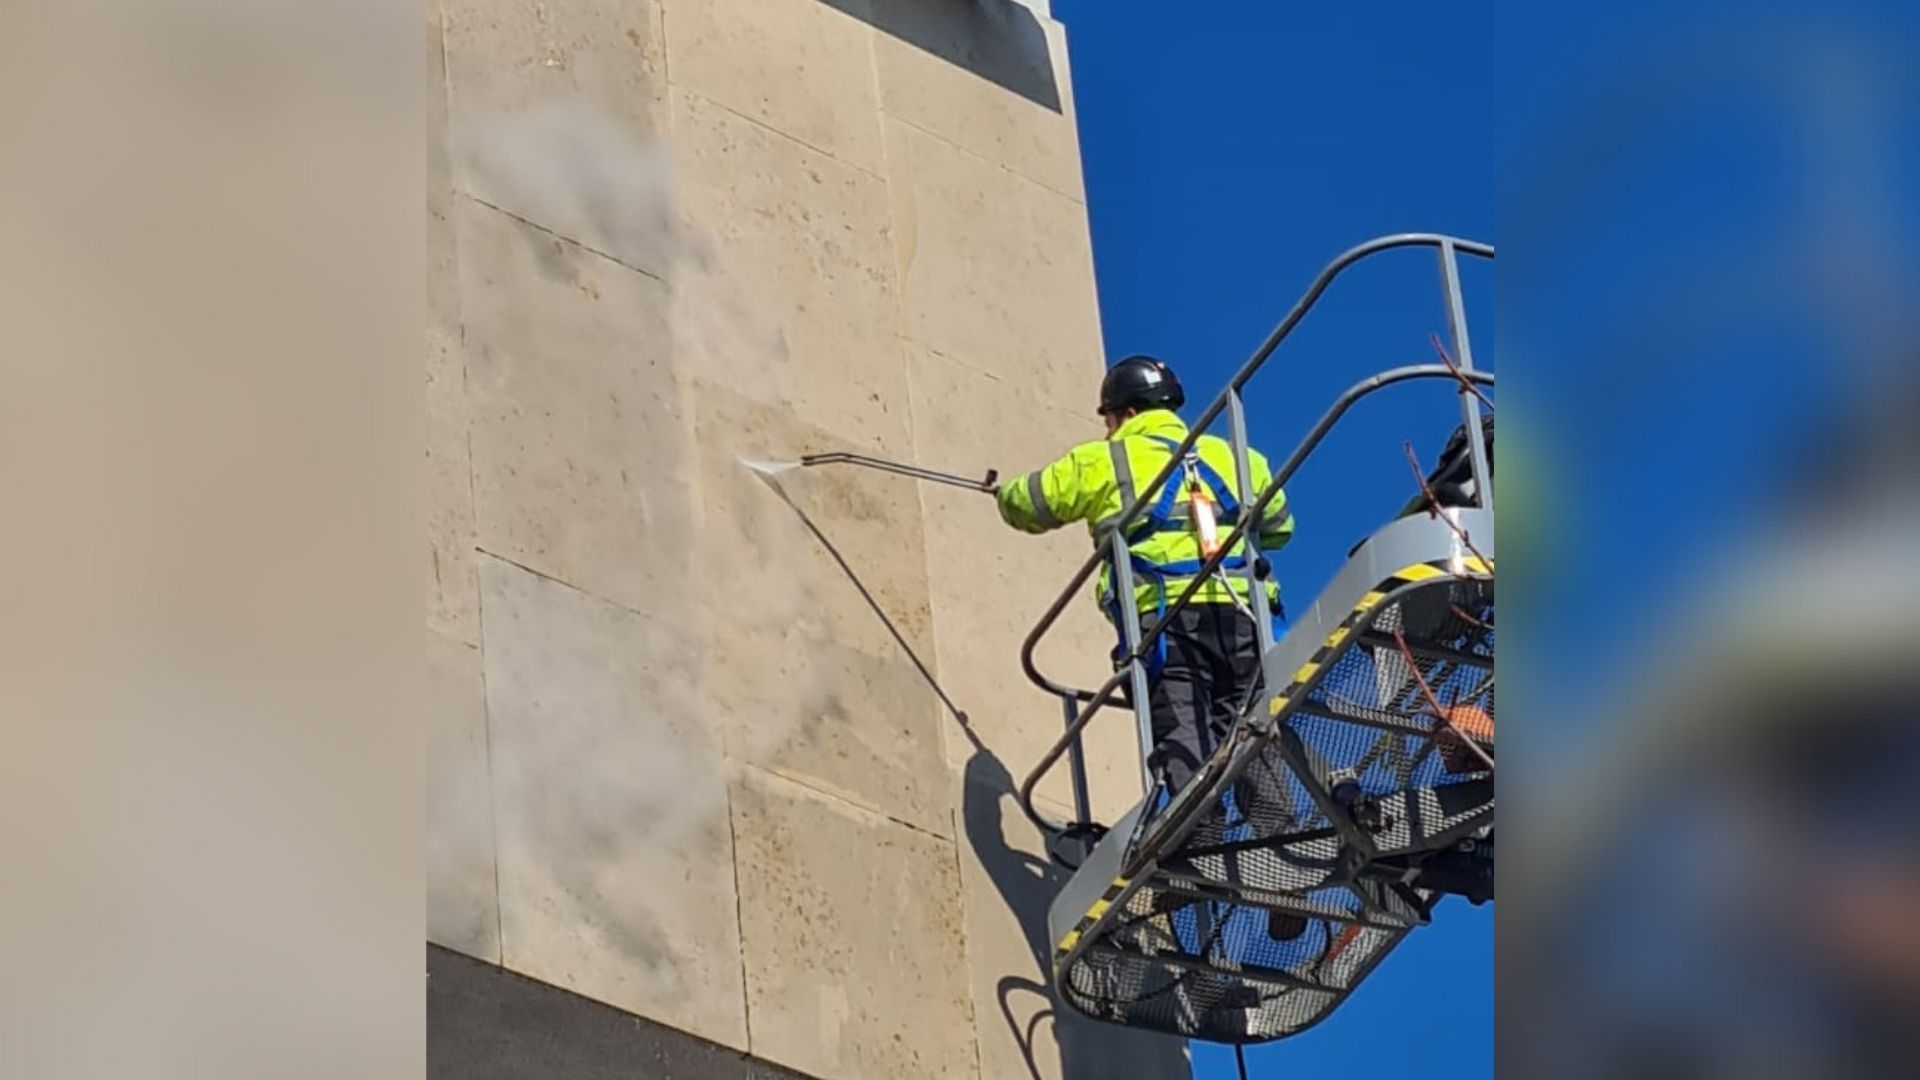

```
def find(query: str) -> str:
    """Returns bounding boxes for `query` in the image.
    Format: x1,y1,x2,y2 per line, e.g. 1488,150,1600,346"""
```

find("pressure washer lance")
798,452,999,494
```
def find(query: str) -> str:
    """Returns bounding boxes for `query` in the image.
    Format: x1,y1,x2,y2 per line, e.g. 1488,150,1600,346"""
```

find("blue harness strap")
1122,437,1244,542
1105,436,1253,676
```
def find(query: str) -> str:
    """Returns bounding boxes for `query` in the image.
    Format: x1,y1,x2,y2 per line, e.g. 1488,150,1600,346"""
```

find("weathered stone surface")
688,380,951,836
872,3,1084,199
455,196,697,620
426,627,498,961
441,0,669,257
906,345,1144,823
731,767,975,1079
953,769,1192,1080
428,3,480,646
663,0,885,174
426,318,479,645
429,3,1159,1073
673,91,910,455
480,555,747,1049
440,0,666,125
428,0,460,329
883,117,1102,417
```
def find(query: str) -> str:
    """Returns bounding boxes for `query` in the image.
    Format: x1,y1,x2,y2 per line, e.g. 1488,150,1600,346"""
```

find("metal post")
1062,691,1093,824
1437,240,1493,511
1226,389,1275,658
1107,528,1158,794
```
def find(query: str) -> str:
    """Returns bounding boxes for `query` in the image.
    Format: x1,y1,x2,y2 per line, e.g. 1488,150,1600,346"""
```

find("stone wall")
426,2,1188,1077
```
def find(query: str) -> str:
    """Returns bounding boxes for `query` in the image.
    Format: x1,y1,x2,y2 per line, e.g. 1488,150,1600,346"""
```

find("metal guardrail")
1017,234,1495,835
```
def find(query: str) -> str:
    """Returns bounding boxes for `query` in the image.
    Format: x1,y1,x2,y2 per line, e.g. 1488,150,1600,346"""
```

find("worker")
995,356,1296,796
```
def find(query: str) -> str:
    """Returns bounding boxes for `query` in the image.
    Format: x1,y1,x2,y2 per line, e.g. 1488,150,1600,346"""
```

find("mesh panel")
1058,876,1425,1040
1164,738,1343,896
1058,571,1493,1043
1296,577,1494,856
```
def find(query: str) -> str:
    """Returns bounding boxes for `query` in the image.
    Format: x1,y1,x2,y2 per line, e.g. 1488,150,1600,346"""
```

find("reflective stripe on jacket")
996,409,1295,614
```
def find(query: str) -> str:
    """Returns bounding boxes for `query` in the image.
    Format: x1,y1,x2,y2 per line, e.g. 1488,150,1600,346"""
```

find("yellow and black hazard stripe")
1267,556,1491,718
1053,875,1134,966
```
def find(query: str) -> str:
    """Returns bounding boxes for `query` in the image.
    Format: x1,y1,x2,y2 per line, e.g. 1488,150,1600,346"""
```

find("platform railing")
1017,234,1495,835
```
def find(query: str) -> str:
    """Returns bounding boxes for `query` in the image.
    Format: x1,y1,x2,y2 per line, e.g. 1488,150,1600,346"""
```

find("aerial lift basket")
1046,512,1492,1042
1016,234,1495,1045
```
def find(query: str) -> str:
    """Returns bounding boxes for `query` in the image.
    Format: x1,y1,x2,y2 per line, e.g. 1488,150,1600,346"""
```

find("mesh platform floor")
1057,571,1493,1042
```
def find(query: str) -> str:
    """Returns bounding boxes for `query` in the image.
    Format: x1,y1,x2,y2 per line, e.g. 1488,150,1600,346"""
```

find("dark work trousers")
1143,604,1264,794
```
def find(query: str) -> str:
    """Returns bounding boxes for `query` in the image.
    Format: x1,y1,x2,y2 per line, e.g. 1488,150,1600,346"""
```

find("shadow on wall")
814,0,1063,112
957,725,1192,1080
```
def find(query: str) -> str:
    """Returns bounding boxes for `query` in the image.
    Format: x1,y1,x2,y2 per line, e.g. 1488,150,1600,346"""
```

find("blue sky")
1051,2,1493,1076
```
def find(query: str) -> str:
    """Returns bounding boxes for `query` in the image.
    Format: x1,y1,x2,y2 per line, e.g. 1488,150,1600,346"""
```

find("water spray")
739,455,980,728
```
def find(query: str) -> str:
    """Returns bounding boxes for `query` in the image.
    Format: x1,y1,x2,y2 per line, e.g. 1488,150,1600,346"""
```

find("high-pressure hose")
745,451,999,729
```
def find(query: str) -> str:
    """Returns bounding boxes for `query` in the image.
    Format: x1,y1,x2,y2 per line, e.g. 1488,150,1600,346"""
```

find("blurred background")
1499,1,1920,1075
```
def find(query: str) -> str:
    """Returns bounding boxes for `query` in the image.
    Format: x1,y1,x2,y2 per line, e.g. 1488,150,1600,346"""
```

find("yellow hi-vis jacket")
996,409,1296,616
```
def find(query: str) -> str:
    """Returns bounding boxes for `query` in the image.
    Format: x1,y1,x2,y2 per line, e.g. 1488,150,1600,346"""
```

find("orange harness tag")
1188,479,1221,559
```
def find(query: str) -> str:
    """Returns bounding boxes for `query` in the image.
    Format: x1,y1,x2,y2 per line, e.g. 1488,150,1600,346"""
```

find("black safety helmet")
1098,355,1185,416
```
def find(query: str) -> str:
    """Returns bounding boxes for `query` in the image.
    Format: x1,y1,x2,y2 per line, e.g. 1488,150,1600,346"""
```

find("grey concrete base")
427,945,813,1080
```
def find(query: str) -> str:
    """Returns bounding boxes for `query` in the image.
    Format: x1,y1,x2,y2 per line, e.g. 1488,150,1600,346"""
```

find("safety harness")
1104,436,1252,675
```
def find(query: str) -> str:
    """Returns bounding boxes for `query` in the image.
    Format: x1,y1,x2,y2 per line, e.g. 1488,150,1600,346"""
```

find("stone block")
872,2,1084,199
455,196,699,620
429,3,479,644
689,380,951,836
731,767,975,1079
426,316,479,646
672,91,910,454
480,556,747,1049
441,0,670,260
883,118,1102,417
426,627,498,961
428,0,459,329
663,0,885,174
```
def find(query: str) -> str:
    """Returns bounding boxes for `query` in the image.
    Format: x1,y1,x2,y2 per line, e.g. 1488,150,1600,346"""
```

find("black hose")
751,469,972,729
